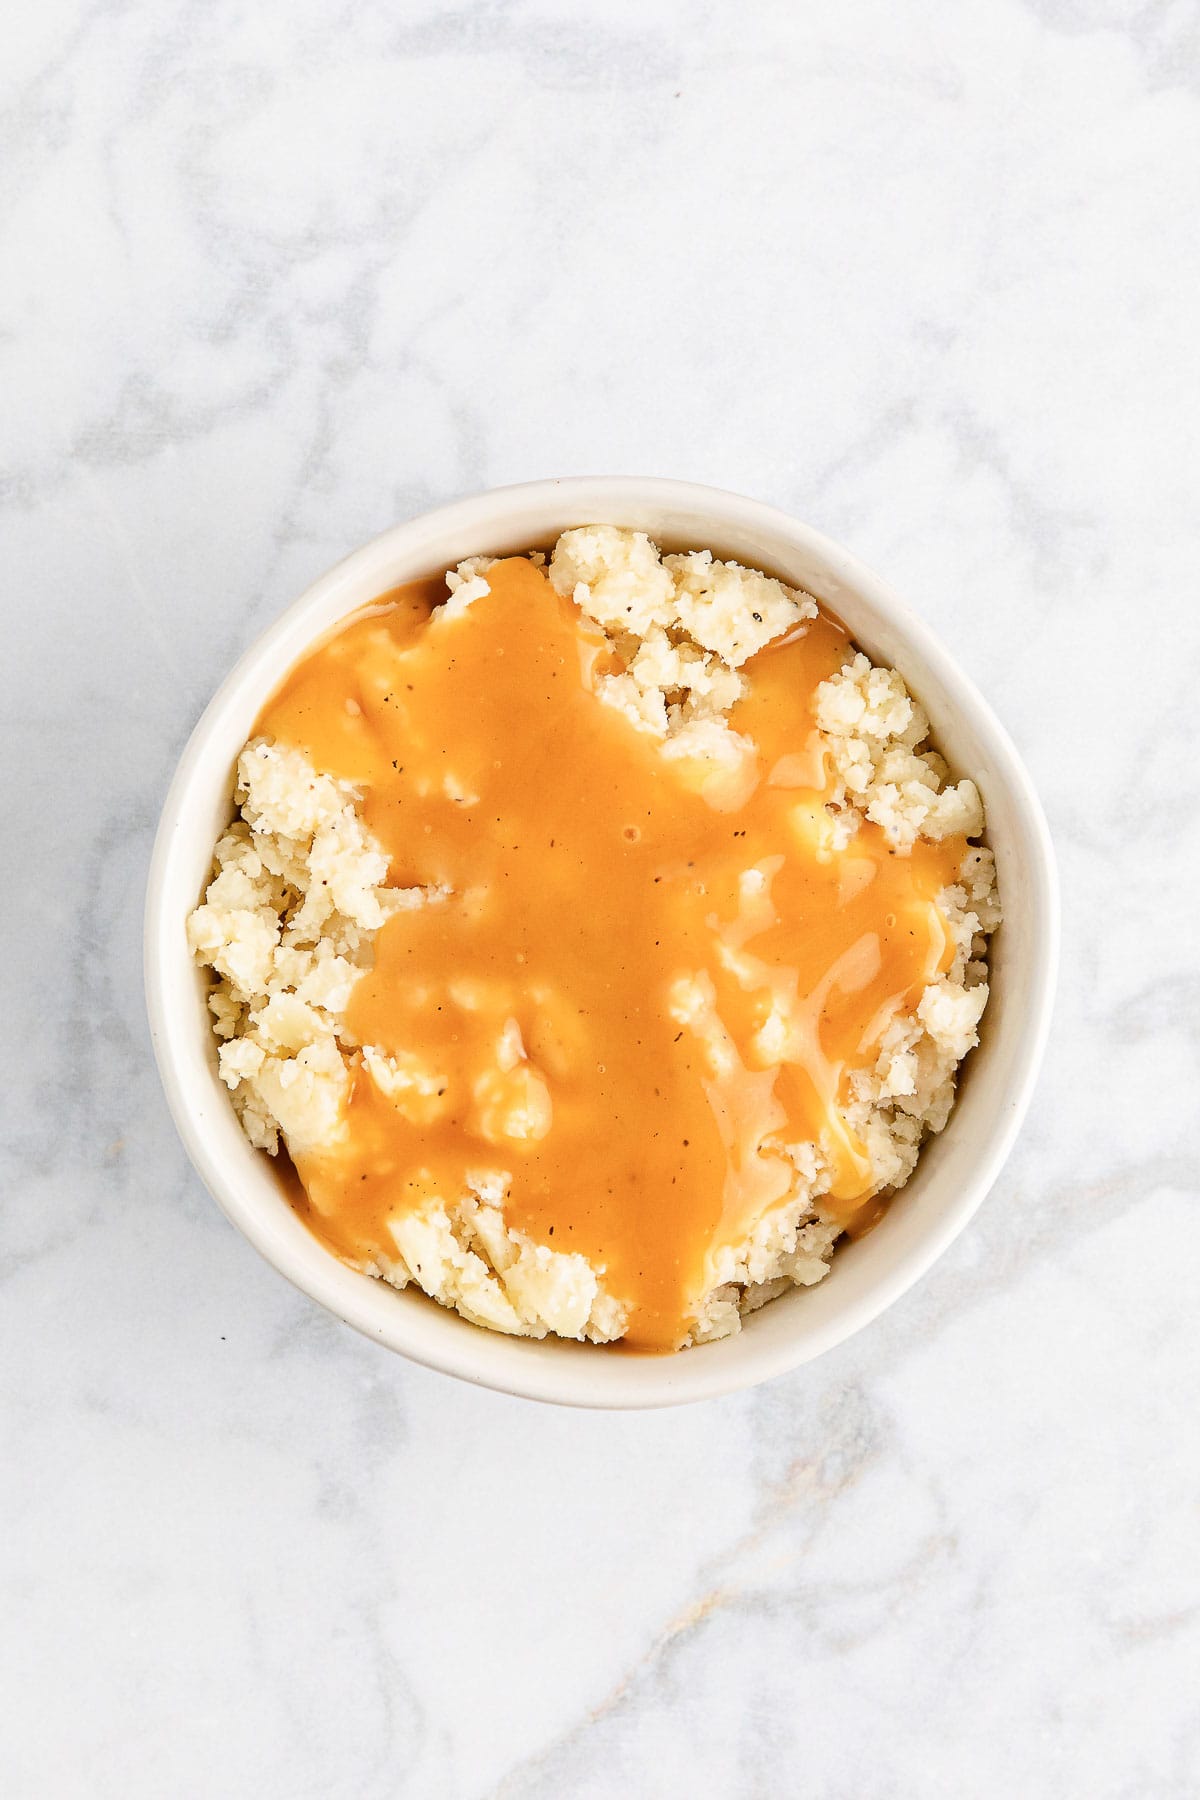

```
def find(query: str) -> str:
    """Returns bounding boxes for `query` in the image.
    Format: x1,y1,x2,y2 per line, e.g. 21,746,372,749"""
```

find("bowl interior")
146,478,1056,1407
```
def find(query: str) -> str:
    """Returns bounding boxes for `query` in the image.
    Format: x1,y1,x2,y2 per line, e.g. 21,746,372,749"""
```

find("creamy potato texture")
188,528,1000,1350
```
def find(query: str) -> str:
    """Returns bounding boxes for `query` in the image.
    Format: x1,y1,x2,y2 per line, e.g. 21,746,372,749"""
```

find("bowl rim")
145,476,1059,1408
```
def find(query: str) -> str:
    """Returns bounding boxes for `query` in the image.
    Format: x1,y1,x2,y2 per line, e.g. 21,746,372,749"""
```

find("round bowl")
145,477,1058,1408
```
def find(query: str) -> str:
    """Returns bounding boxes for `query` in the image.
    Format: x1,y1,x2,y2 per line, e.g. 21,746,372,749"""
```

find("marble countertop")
5,1,1198,1794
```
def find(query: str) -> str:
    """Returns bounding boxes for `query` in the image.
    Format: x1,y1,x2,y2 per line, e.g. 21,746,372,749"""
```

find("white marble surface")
4,0,1199,1793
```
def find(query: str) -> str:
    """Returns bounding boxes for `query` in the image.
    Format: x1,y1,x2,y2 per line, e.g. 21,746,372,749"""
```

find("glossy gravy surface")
257,557,965,1348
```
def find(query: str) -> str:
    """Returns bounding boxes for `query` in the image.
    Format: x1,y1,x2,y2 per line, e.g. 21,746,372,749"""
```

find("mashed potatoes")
188,527,1000,1348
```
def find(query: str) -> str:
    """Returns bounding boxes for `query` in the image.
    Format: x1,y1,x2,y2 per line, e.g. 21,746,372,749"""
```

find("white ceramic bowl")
145,478,1057,1408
